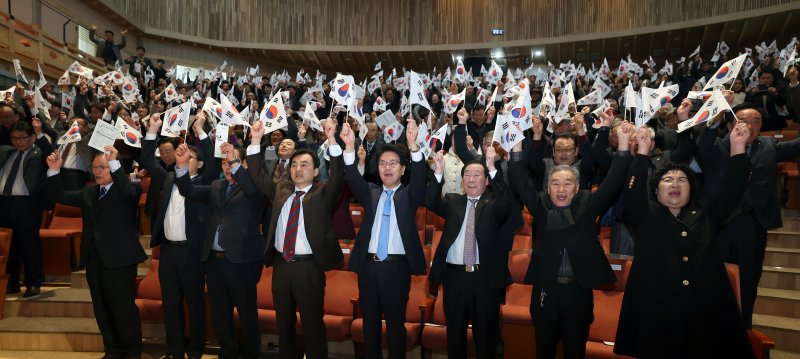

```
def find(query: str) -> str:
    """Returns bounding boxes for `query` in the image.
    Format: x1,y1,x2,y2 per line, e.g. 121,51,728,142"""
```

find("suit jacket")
247,149,345,270
509,149,632,289
345,155,428,275
426,167,511,290
696,128,800,230
362,138,384,183
89,29,126,61
0,141,49,201
176,164,267,263
47,167,146,268
141,136,218,248
615,154,753,358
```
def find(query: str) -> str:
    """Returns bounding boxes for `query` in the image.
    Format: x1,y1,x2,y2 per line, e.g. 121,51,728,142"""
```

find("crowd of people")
1,28,800,359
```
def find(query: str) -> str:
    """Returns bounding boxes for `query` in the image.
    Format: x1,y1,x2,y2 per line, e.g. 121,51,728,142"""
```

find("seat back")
509,252,531,284
256,266,275,310
588,290,625,342
49,204,82,230
0,228,12,273
135,248,161,300
426,210,445,231
430,287,446,325
516,211,532,236
416,208,426,232
725,263,742,310
504,283,533,307
406,275,430,323
350,204,364,229
324,270,359,316
512,235,532,251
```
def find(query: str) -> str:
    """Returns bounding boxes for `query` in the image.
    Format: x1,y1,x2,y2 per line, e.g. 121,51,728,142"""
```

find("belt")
211,250,226,258
368,253,407,262
447,263,479,272
556,276,575,284
279,254,315,262
164,239,189,247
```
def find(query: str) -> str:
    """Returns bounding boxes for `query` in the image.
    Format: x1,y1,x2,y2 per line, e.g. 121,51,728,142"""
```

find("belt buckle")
372,254,380,262
465,265,475,272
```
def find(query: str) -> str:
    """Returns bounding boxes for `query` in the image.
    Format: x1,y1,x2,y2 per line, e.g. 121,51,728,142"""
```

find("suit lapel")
222,181,240,206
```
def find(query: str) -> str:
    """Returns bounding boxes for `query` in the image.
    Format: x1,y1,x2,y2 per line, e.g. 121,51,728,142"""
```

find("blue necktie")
377,189,394,261
226,183,236,199
98,186,107,199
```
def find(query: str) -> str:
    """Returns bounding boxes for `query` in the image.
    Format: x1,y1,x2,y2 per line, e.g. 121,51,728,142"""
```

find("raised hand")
46,151,63,170
357,144,367,163
486,106,496,123
676,99,692,122
250,120,265,144
532,116,544,139
635,126,651,156
175,143,190,167
148,113,162,134
729,121,750,155
220,142,235,162
572,113,586,136
616,122,634,151
406,117,419,151
32,118,42,136
457,108,469,125
324,119,337,144
193,111,207,136
433,150,445,175
466,135,475,150
341,122,355,151
600,107,615,127
298,123,308,140
485,145,497,171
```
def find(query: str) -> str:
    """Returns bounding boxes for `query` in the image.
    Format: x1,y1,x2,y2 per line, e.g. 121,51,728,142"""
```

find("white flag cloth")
163,83,180,102
13,59,28,84
400,94,410,116
414,122,432,158
492,114,524,152
484,86,499,114
409,71,431,110
62,89,75,112
260,93,288,133
443,88,466,115
201,97,223,122
161,102,191,137
121,78,139,103
34,90,52,121
374,62,382,72
58,70,71,86
703,53,748,90
688,45,701,59
57,121,82,145
540,82,557,115
67,61,94,79
486,60,503,83
302,104,322,132
367,77,381,95
425,125,447,157
624,82,638,109
592,78,612,98
373,96,388,112
677,91,732,133
577,89,602,106
375,110,397,130
36,63,46,89
383,121,405,143
507,93,533,131
554,83,575,123
115,118,142,148
454,59,467,83
348,100,366,123
331,74,355,105
218,93,250,127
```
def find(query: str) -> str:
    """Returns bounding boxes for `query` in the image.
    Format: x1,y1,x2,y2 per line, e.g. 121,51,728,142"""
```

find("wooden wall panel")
101,0,800,47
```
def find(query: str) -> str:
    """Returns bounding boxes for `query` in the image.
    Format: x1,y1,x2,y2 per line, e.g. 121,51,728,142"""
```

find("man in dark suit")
0,121,51,297
245,119,344,359
425,146,511,358
362,122,384,184
174,141,266,359
508,116,634,359
46,145,146,359
55,117,93,190
343,118,427,359
695,103,800,328
141,113,217,359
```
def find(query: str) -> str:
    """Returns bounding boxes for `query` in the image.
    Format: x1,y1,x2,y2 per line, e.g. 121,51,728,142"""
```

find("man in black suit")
175,140,267,359
508,115,634,359
46,145,147,359
343,118,427,359
245,119,344,359
0,121,51,297
141,113,217,359
425,146,511,358
362,122,384,184
696,103,800,328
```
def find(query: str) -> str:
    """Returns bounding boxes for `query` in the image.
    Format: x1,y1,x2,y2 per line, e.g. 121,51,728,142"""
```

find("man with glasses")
46,145,147,359
0,121,51,297
696,103,800,328
528,114,594,190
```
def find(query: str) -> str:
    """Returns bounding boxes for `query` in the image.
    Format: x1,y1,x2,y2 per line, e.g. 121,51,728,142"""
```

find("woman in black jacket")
614,122,755,358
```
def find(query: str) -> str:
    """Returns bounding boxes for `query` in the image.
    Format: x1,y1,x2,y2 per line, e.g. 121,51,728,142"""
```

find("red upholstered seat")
420,287,475,354
135,247,162,321
40,204,83,275
586,290,630,359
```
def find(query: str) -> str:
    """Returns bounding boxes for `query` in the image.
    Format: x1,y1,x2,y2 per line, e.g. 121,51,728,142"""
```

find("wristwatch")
227,158,241,166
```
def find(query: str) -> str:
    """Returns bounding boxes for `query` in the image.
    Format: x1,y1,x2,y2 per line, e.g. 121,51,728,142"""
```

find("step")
773,350,800,359
766,247,800,268
139,235,152,250
768,231,800,249
4,288,94,318
0,351,106,359
760,266,800,291
756,287,800,318
0,317,165,352
753,314,800,353
70,268,149,289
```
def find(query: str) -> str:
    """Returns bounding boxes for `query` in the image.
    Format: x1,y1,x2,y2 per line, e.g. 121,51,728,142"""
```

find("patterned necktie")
226,183,237,199
282,190,306,261
98,186,108,199
376,189,394,260
463,198,478,266
2,151,22,195
278,160,287,176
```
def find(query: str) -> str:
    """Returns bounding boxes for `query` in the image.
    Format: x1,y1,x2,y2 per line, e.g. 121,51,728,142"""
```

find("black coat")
509,150,632,289
426,166,511,290
47,167,146,268
614,154,754,358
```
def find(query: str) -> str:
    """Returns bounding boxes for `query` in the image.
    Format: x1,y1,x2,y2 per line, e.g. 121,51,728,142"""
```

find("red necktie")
282,190,305,261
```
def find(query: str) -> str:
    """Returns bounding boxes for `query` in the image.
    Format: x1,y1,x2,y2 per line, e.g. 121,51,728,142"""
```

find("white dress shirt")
163,174,197,242
274,184,314,255
433,171,496,264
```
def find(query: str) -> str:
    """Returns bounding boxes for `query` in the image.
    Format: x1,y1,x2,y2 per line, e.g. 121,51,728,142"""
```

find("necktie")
367,143,373,153
226,183,237,199
463,198,478,266
278,160,287,176
376,189,394,260
282,190,306,261
2,151,22,195
98,186,108,199
60,142,74,163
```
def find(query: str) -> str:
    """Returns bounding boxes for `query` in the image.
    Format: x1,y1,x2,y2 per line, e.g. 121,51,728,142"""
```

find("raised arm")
342,120,373,206
405,117,428,207
174,143,212,203
104,146,138,201
453,108,478,163
526,116,547,184
508,138,540,212
425,150,449,218
244,120,277,201
195,114,220,185
45,151,84,207
591,122,634,214
623,155,652,227
140,113,168,184
707,122,753,225
322,120,345,207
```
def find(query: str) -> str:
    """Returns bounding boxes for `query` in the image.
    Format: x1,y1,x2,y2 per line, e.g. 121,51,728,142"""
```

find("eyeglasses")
554,147,575,154
379,160,401,168
10,135,31,142
91,165,109,171
660,177,689,184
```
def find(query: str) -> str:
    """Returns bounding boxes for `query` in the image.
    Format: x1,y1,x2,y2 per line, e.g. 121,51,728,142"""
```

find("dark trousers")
530,282,594,359
0,196,43,287
159,242,206,357
272,256,327,359
86,247,142,358
441,266,502,359
359,258,412,359
205,254,261,359
718,211,767,328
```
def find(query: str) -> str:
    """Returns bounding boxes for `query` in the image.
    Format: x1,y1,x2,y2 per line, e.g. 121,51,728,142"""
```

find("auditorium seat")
350,203,364,230
586,290,630,359
135,246,162,321
502,252,535,355
350,275,434,356
0,227,12,318
511,234,532,252
516,211,532,236
425,210,445,231
725,263,775,359
778,161,798,209
420,286,477,356
599,226,611,255
254,266,278,333
338,240,354,270
296,270,358,341
138,176,152,235
39,203,82,275
415,207,426,232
